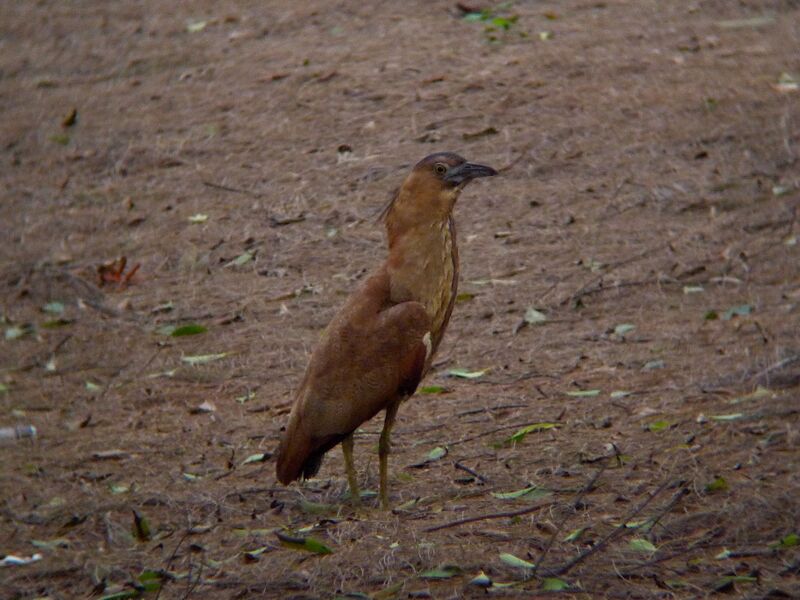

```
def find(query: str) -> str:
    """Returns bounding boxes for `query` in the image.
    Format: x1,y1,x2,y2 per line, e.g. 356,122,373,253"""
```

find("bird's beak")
444,161,498,187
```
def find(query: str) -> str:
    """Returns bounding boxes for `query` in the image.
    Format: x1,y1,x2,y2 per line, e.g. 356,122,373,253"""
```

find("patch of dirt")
2,1,799,598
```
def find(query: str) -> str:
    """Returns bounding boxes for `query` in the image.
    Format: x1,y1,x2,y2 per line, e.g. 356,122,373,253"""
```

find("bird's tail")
276,412,348,484
275,409,313,484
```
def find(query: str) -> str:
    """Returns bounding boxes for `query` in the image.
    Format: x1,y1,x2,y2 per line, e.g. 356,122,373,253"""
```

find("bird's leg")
341,433,361,505
379,399,401,510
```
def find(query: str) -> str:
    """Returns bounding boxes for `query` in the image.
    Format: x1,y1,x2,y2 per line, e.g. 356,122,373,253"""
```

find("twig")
424,499,551,532
751,353,800,384
454,461,489,483
202,180,260,198
547,479,675,576
155,530,191,600
449,421,554,447
533,464,607,576
645,485,689,536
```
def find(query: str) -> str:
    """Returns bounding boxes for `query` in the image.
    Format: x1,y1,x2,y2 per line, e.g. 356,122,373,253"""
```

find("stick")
454,461,489,483
548,479,674,576
424,499,551,533
533,464,607,576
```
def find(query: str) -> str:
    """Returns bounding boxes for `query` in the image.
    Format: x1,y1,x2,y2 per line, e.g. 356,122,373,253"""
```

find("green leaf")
181,352,228,365
704,310,719,320
427,446,447,461
683,285,704,294
42,318,72,328
771,533,800,549
132,509,151,542
0,383,8,393
713,575,757,591
448,368,489,379
188,213,208,223
610,390,631,398
43,301,65,314
629,538,657,553
710,413,744,421
236,391,256,404
565,389,600,397
419,565,461,579
299,500,335,515
564,527,586,542
186,20,207,33
50,132,70,145
469,571,492,587
98,592,138,600
499,552,535,569
643,359,665,371
722,304,752,320
275,531,333,554
5,324,33,340
243,546,270,561
491,485,549,500
456,292,475,302
109,483,130,495
524,307,547,325
171,324,208,337
138,570,163,592
614,323,635,336
705,476,728,493
647,420,671,432
85,381,102,392
31,538,70,550
463,12,487,22
183,472,202,481
242,453,269,465
716,16,774,29
542,577,570,591
729,386,771,404
225,251,255,268
505,422,560,444
419,385,448,394
715,548,732,559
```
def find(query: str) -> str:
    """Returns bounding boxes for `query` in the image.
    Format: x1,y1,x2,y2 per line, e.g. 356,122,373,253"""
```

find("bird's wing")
275,271,431,483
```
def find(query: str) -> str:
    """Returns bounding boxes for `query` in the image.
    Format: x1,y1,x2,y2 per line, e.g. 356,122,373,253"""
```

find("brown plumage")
275,152,497,508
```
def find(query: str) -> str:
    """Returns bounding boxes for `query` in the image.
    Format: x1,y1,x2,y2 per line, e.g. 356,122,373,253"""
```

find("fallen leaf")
275,531,333,554
499,552,535,569
722,304,752,320
469,571,492,587
419,385,448,394
629,538,657,553
505,422,560,445
188,213,208,223
565,389,601,397
241,453,271,465
419,565,461,579
524,307,547,325
190,401,216,414
491,485,549,500
132,509,151,542
182,352,228,365
705,476,728,493
448,368,489,379
171,324,208,337
541,577,570,591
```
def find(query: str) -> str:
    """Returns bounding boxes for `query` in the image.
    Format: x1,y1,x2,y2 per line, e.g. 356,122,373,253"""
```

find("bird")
275,152,497,509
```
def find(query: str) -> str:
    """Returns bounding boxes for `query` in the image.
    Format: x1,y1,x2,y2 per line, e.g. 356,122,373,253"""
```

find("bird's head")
383,152,497,233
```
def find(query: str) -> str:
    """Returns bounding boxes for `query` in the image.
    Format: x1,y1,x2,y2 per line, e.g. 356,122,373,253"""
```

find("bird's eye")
433,163,447,175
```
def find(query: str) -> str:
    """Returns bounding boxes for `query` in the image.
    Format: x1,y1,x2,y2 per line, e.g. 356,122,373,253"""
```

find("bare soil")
2,1,799,598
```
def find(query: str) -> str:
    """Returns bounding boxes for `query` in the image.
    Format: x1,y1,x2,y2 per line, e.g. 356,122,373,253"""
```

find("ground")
1,1,799,598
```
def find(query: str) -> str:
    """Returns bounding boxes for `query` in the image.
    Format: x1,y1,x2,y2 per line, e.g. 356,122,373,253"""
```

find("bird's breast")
387,219,458,355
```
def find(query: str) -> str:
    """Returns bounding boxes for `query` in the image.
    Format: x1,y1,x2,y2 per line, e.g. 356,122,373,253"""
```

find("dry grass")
1,1,799,598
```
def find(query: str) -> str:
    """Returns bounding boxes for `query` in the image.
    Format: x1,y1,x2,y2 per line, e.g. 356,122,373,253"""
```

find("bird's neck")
385,217,459,352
